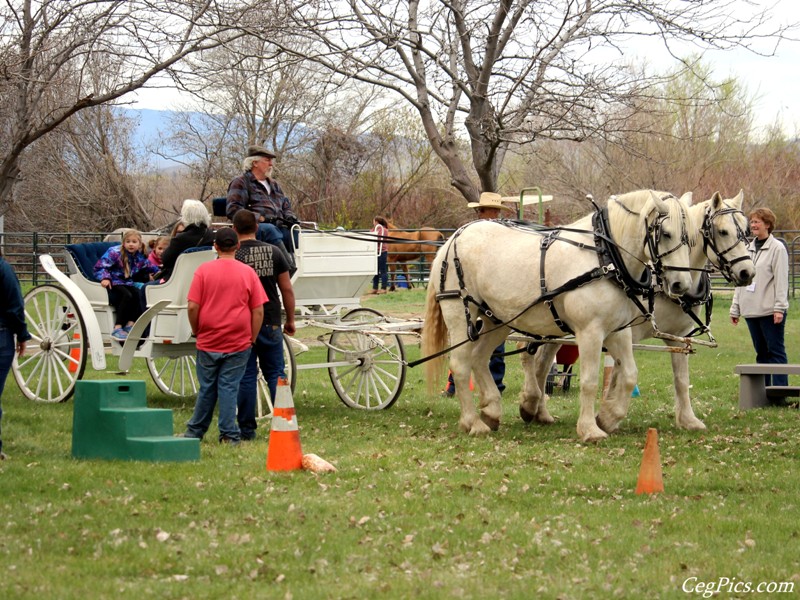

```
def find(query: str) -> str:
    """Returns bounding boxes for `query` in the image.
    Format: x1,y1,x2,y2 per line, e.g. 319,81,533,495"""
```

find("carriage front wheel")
327,308,406,410
13,285,87,403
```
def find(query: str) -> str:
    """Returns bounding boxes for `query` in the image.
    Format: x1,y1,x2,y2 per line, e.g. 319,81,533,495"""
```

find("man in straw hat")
226,145,299,271
466,192,515,219
443,192,511,397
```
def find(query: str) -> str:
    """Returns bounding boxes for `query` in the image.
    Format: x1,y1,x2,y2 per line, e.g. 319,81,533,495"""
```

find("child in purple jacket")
94,230,158,340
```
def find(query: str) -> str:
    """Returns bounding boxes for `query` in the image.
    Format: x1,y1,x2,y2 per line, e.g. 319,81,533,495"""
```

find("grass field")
1,289,799,599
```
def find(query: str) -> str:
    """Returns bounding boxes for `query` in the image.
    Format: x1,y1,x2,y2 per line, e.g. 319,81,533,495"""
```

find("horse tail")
422,276,448,395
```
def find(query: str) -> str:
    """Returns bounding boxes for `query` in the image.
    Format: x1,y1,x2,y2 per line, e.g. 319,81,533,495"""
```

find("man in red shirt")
180,227,267,445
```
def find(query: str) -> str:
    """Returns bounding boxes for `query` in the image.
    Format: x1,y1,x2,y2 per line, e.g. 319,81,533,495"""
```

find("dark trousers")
373,252,388,290
446,342,506,393
237,325,286,440
0,327,15,454
108,285,144,326
745,313,788,386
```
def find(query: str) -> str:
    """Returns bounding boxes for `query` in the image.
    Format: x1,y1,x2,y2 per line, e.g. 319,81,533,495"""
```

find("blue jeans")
446,342,506,393
0,327,15,455
372,252,388,290
256,223,297,251
745,313,788,386
186,348,251,441
237,326,286,440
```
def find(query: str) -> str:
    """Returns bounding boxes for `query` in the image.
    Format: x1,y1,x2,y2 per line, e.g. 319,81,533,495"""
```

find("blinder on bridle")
642,194,691,282
701,206,751,281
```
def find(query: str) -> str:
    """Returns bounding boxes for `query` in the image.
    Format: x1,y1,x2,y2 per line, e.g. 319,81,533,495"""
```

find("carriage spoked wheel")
327,307,406,410
256,333,297,419
13,285,87,403
147,354,199,400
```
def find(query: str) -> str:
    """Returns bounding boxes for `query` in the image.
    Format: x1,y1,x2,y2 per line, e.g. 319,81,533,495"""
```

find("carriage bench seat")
65,242,117,281
734,364,800,409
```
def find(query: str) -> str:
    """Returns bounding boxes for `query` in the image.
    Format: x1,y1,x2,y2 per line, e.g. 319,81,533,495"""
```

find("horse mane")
686,197,708,251
605,189,654,244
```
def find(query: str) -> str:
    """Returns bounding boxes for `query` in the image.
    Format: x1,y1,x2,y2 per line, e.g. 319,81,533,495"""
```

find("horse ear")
732,189,744,209
678,192,693,207
710,191,723,210
648,190,668,215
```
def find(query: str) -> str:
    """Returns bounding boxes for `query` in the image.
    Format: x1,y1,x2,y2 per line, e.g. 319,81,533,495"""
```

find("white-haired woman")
158,199,214,281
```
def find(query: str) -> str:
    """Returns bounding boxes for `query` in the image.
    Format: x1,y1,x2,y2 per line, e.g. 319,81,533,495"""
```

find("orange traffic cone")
635,428,664,494
68,332,81,373
444,370,474,393
266,377,303,472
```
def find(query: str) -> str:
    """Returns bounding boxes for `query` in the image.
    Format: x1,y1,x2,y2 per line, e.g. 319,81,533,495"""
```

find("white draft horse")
520,190,755,431
422,190,694,442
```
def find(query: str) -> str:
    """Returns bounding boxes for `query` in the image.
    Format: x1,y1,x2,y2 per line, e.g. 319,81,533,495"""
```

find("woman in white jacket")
730,207,790,386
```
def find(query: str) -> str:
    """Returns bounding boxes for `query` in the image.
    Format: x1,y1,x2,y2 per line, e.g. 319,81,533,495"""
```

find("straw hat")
467,192,513,211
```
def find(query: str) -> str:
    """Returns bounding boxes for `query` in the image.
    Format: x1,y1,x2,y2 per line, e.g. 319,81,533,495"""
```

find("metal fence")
3,228,800,298
0,231,122,286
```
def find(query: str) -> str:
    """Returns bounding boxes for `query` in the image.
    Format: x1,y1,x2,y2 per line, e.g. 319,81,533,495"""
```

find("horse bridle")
701,205,751,282
613,194,691,284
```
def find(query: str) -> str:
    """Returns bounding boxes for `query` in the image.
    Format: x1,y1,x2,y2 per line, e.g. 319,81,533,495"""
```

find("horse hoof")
677,415,707,431
537,410,555,425
596,413,621,434
579,426,608,443
480,414,500,431
469,421,492,436
519,405,535,423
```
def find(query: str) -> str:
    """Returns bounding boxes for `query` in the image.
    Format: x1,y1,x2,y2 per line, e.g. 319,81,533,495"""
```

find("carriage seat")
212,197,227,218
145,247,216,343
65,242,117,281
63,242,119,335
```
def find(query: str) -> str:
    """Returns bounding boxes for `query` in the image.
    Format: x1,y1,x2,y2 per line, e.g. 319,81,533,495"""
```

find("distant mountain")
118,108,187,170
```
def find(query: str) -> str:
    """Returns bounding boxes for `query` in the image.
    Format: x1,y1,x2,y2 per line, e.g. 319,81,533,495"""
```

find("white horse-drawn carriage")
14,189,755,442
12,224,412,412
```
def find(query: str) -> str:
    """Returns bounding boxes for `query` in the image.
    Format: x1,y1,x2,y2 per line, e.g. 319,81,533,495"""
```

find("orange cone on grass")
266,376,303,471
68,332,81,373
444,370,474,393
635,428,664,494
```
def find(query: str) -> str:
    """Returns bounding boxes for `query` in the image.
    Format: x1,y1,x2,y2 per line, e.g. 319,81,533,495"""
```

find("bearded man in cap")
226,145,298,269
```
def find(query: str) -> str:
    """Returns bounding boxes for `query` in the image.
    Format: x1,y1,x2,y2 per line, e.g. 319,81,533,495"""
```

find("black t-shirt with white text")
235,239,291,327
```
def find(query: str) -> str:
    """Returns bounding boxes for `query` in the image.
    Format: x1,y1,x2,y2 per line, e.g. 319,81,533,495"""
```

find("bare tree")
0,0,274,213
9,105,158,232
269,0,791,203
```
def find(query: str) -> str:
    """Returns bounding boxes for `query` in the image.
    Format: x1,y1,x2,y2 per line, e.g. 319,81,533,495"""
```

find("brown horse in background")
385,223,444,291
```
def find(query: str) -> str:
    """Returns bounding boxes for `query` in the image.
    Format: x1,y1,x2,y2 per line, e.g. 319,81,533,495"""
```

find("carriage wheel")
256,332,297,418
13,285,87,403
147,355,198,399
327,308,406,410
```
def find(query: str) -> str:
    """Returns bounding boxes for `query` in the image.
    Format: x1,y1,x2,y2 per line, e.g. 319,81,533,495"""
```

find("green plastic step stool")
72,380,199,462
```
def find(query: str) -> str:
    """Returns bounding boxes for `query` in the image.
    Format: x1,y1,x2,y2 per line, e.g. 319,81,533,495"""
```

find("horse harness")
664,203,749,339
434,202,683,345
701,205,751,282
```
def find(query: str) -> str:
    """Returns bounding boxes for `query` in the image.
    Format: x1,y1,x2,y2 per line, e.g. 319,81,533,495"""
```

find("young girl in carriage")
94,229,159,340
147,235,170,269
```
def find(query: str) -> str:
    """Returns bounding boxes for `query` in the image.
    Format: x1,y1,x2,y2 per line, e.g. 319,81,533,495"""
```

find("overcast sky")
129,1,800,135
